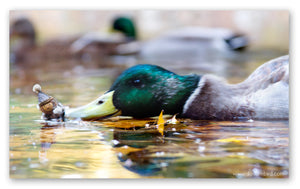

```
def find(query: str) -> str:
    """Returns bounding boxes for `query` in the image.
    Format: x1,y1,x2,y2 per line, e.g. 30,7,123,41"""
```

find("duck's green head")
67,65,200,120
112,16,137,40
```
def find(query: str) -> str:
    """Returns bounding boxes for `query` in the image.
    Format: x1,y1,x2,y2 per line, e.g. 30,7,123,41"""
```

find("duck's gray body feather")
182,55,289,120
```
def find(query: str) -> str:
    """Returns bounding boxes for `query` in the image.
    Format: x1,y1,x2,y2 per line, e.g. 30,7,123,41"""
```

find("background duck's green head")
112,16,137,40
109,64,200,118
67,64,200,120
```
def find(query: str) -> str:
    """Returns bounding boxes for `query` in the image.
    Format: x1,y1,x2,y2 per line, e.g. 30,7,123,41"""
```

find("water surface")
9,52,289,178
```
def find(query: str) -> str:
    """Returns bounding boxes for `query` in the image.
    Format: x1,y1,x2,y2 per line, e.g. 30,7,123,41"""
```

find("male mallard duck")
66,55,289,120
70,16,137,56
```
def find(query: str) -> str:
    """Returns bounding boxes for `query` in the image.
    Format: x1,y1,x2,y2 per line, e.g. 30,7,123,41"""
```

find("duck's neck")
161,74,201,115
181,75,254,120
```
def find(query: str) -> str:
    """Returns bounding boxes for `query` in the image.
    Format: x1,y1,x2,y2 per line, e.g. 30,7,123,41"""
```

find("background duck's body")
70,32,133,58
138,27,248,62
66,55,289,121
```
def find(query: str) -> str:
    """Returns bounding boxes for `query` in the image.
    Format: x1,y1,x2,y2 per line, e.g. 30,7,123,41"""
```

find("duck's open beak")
65,91,121,120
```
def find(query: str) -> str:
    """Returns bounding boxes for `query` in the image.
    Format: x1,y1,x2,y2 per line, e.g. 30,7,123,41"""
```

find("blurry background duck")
136,27,248,63
9,16,138,66
10,17,79,65
70,16,137,63
71,15,248,65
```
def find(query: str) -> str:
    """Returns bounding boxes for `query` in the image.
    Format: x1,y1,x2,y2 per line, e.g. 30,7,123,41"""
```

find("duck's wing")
238,55,289,93
234,55,289,120
70,32,125,53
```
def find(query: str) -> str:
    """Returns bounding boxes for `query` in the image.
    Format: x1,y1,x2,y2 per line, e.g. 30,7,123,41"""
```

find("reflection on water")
9,51,289,178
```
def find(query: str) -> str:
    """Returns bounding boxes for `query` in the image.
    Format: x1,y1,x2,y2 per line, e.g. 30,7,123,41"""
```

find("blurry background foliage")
10,10,289,51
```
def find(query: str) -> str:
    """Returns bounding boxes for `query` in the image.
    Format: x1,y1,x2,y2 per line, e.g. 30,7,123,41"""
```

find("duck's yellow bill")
65,91,120,120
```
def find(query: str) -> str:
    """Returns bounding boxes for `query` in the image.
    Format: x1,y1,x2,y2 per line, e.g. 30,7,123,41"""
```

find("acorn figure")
33,84,65,121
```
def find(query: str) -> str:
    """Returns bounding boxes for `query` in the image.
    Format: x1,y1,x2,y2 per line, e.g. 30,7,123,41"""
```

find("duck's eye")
131,79,143,88
98,100,104,104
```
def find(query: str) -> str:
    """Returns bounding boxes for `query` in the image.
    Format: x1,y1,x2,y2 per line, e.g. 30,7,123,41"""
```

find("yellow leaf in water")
157,110,165,136
216,137,248,144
